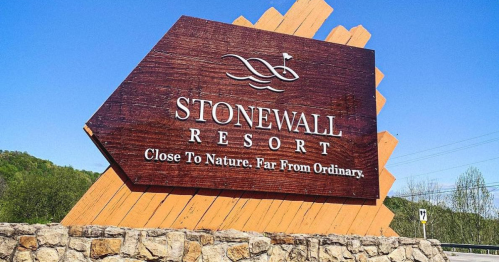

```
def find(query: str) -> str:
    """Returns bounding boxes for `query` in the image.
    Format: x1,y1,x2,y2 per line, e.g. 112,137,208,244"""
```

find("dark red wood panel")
87,16,378,199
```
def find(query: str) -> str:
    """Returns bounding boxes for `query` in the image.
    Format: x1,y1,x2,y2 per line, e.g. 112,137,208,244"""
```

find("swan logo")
222,53,299,93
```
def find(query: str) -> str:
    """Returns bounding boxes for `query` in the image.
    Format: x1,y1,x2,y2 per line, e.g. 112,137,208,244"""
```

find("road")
446,252,499,262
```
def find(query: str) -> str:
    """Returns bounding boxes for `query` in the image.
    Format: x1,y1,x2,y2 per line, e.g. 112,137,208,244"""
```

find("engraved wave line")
222,54,299,93
248,83,285,93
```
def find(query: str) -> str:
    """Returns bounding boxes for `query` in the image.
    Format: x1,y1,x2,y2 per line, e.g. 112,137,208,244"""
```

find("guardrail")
441,243,499,255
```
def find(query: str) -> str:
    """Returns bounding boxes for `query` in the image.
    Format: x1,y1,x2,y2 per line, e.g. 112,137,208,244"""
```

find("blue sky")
1,1,498,203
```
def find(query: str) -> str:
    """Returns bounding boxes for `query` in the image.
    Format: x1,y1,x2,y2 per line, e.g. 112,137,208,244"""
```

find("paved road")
446,252,499,262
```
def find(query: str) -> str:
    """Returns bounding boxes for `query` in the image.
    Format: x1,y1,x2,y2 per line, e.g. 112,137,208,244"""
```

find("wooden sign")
87,16,378,199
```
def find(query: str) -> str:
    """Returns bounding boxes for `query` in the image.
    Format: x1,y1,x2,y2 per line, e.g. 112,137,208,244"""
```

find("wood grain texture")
170,188,220,229
62,167,126,225
93,181,148,226
218,191,262,230
195,190,243,230
325,25,385,115
63,0,399,236
347,169,395,235
375,67,385,87
118,186,173,227
264,194,310,232
240,192,285,232
378,131,398,168
293,0,333,38
273,195,316,233
87,16,378,198
254,7,284,31
366,205,395,236
232,16,254,28
252,193,288,232
228,194,266,230
143,187,197,228
288,196,328,233
376,90,386,115
157,188,198,228
326,25,351,44
274,0,315,35
347,25,372,48
283,195,318,233
384,227,399,237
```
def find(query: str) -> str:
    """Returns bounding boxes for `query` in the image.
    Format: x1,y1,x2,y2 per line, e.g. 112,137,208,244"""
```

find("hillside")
385,196,499,245
0,150,100,223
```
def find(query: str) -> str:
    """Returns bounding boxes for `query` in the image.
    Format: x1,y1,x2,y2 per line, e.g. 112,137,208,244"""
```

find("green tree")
0,150,99,223
386,166,499,246
451,166,495,244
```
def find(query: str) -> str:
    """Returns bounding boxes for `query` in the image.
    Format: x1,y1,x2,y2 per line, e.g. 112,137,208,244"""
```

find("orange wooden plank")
118,186,173,228
218,191,261,230
254,7,284,31
274,195,316,233
347,169,395,235
293,0,333,38
376,90,386,115
301,196,345,234
195,190,243,230
290,196,327,233
83,124,93,136
171,189,220,229
253,194,288,232
284,195,318,233
378,131,398,169
325,25,351,44
324,129,397,235
375,67,385,87
143,187,196,228
274,0,311,34
62,167,126,225
232,16,254,28
241,192,285,232
330,132,396,235
91,179,133,225
366,205,395,236
93,180,148,226
263,194,305,232
61,167,109,225
278,195,345,233
224,192,266,230
384,227,399,237
275,0,323,35
347,25,371,48
155,187,198,228
326,198,365,234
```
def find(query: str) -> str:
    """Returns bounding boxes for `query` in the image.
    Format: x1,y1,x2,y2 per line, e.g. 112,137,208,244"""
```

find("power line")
394,183,499,198
392,130,499,159
398,156,499,180
387,137,499,167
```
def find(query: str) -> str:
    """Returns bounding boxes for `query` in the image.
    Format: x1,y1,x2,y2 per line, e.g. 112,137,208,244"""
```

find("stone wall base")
0,223,448,262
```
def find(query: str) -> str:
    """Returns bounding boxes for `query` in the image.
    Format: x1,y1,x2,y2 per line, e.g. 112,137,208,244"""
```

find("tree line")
385,167,499,245
0,150,99,223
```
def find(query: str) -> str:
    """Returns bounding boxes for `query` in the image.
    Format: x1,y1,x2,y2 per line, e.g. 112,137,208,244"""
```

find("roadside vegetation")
386,167,499,245
0,150,99,223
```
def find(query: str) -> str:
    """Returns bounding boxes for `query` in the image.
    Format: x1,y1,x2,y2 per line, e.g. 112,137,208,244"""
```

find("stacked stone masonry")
0,223,448,262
